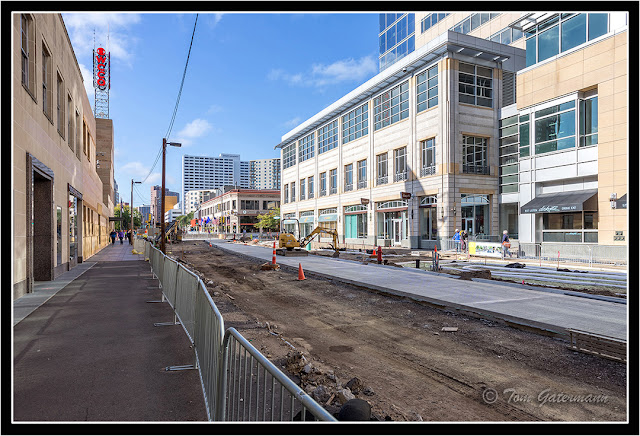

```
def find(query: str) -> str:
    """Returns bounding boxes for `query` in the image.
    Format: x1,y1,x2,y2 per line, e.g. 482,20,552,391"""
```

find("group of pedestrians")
452,228,513,259
109,229,132,245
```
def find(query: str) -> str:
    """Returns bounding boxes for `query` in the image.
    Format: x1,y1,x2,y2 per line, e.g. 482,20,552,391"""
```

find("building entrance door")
392,219,402,245
462,217,474,235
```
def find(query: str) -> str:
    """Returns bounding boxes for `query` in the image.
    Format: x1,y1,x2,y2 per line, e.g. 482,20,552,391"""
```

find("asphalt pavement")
12,241,207,422
202,239,627,342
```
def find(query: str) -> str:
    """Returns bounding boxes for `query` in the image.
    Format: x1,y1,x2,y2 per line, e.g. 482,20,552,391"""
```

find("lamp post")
161,138,181,254
130,180,141,245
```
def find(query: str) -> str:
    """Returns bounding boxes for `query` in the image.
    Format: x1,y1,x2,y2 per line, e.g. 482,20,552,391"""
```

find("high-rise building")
182,154,250,213
277,11,628,258
249,158,281,190
150,185,180,225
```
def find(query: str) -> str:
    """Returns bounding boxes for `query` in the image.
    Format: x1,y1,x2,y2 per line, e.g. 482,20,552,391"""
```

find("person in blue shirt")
453,229,461,251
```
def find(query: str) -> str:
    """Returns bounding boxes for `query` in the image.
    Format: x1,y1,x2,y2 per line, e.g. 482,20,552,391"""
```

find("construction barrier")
220,328,336,421
144,241,336,422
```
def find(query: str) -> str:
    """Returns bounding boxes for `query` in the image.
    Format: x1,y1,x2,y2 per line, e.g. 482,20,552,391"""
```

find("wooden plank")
568,329,626,362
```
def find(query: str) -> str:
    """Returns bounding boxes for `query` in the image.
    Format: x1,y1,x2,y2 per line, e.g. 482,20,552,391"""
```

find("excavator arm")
300,226,340,257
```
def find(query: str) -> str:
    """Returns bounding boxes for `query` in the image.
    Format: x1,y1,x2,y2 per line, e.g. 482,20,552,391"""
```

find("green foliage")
256,207,280,231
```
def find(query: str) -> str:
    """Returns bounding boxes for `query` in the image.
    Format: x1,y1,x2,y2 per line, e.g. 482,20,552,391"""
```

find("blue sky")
61,12,380,208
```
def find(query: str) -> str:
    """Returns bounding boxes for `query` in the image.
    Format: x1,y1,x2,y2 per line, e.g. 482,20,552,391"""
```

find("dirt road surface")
169,241,627,422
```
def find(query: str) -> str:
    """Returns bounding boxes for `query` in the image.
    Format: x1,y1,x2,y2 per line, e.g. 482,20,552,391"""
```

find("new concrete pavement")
202,239,627,342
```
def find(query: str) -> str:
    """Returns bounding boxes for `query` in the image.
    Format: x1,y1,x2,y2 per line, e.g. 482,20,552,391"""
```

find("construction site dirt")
168,240,627,422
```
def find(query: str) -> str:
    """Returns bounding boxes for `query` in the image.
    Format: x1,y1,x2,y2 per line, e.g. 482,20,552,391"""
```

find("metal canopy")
520,190,598,214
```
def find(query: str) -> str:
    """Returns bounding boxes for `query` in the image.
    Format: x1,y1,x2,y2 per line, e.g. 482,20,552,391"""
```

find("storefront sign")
361,198,370,205
401,192,412,200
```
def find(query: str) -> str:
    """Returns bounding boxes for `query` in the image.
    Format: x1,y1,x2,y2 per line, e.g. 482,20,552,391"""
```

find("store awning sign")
520,189,597,214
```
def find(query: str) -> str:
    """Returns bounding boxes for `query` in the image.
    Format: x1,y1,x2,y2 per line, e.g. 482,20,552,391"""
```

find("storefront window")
419,196,438,240
461,194,489,236
69,194,77,260
376,201,408,244
344,205,368,239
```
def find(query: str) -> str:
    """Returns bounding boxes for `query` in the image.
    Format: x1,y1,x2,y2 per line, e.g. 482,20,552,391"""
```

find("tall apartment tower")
181,154,250,213
150,185,180,225
249,158,281,189
277,11,627,256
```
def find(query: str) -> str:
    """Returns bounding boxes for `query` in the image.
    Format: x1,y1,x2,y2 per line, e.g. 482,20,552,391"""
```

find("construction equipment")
277,219,340,258
154,221,182,244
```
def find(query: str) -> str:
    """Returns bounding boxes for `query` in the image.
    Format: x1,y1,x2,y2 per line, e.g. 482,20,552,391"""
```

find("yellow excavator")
277,218,340,258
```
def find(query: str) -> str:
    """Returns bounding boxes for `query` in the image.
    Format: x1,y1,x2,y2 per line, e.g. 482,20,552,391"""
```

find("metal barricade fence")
143,241,336,422
220,328,336,422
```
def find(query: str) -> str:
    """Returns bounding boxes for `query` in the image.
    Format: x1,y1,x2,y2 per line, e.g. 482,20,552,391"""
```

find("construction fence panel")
173,264,199,343
142,241,335,422
161,256,180,308
220,328,337,422
516,243,627,265
193,282,225,421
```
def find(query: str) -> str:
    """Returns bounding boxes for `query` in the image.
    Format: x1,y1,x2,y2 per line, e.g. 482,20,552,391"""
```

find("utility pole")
161,138,181,254
130,179,141,245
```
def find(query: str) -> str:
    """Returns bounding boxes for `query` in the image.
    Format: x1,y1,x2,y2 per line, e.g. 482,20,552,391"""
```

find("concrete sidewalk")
204,240,627,341
13,242,206,422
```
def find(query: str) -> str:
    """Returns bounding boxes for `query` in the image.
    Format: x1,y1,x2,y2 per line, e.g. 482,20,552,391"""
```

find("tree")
256,207,280,232
176,211,194,230
114,204,142,231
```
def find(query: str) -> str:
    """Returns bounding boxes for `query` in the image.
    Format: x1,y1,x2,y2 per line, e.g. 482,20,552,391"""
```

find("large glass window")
374,81,409,130
499,116,519,193
319,172,327,196
299,178,306,200
342,103,369,144
499,203,519,239
462,136,489,174
379,13,416,71
299,133,315,162
461,194,489,236
519,114,531,157
579,96,598,147
290,181,296,202
344,205,368,239
459,63,492,108
308,175,314,199
393,147,407,182
357,159,367,189
534,101,576,154
344,163,353,192
561,14,587,52
329,169,337,194
42,44,52,119
419,196,438,240
376,153,388,185
525,14,609,67
282,143,296,169
420,138,436,177
318,120,338,154
417,65,438,112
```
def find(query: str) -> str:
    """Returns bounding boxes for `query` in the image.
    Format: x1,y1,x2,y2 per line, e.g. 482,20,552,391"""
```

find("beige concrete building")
13,13,115,299
196,189,280,233
277,12,628,256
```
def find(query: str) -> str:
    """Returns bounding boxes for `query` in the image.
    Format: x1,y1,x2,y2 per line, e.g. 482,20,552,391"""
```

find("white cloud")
78,63,94,101
178,119,212,138
268,56,377,88
283,117,302,127
62,13,141,65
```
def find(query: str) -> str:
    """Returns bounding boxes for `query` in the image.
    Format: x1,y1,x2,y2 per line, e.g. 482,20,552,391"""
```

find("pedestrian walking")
502,230,512,259
453,229,461,252
461,230,468,251
109,230,117,245
126,229,132,243
118,230,125,245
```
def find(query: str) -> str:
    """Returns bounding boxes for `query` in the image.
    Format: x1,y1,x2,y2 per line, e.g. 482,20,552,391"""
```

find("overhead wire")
139,13,199,184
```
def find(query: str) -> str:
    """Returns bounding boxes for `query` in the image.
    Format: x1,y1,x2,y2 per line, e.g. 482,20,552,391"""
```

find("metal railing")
145,241,336,422
220,328,336,421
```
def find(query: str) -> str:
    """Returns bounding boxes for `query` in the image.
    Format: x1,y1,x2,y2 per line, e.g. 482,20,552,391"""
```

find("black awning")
520,189,598,214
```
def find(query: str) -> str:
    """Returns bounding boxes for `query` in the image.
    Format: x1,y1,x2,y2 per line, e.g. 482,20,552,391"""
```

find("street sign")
361,198,370,205
401,192,412,200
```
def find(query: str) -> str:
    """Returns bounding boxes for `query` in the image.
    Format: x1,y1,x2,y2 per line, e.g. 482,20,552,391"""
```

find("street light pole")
130,179,141,245
161,138,181,254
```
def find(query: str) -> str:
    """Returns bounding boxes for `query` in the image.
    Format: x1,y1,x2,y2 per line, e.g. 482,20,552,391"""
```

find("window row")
525,13,609,67
20,14,92,164
420,13,450,34
282,64,440,169
450,13,501,35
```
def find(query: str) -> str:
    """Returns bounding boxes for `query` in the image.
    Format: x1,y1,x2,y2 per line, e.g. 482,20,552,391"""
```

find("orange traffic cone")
372,247,377,256
298,263,306,281
272,241,277,265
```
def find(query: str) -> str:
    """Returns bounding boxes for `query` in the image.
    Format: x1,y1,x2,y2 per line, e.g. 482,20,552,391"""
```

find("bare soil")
169,240,627,422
